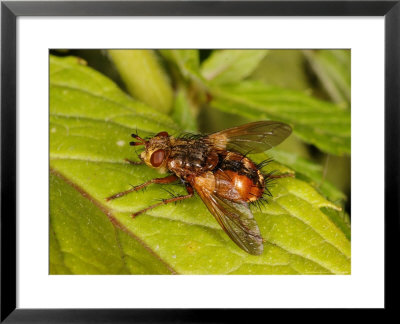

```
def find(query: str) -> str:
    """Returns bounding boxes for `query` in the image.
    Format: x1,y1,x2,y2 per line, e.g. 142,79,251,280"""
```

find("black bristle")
263,170,278,182
250,194,271,211
179,132,205,140
250,197,266,212
263,173,275,197
242,148,255,158
161,187,179,199
263,187,273,197
256,158,274,170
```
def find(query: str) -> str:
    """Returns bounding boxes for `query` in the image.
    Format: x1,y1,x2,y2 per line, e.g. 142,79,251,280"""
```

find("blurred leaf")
171,89,198,132
304,49,351,106
268,148,346,203
50,55,177,137
210,81,351,155
251,49,311,91
201,50,268,85
159,49,203,82
50,55,350,274
108,50,174,113
323,155,351,196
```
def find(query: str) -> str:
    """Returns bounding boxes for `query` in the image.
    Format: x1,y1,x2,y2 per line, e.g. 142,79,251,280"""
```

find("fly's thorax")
167,138,219,177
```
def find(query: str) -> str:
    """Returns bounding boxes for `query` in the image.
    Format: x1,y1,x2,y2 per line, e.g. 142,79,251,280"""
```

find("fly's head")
130,131,171,173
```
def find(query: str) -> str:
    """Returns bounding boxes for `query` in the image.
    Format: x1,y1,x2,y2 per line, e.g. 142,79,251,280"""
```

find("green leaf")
50,55,177,137
108,50,174,113
304,49,351,106
171,89,199,132
250,49,311,91
321,207,351,241
210,81,351,155
50,55,350,274
50,221,72,274
201,50,269,85
50,172,173,274
268,148,347,203
159,49,202,82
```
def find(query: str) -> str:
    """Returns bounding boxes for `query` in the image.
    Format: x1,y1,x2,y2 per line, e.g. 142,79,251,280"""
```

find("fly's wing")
207,121,292,154
195,184,263,255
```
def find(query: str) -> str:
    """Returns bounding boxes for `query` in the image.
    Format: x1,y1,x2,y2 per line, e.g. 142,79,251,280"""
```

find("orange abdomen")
214,169,264,203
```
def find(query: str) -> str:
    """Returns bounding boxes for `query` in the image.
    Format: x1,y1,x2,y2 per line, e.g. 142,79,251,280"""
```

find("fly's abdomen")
214,152,265,203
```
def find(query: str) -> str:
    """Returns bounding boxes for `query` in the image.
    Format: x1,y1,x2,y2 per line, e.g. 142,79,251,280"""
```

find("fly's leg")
124,158,144,165
106,174,178,201
132,185,194,218
268,173,294,179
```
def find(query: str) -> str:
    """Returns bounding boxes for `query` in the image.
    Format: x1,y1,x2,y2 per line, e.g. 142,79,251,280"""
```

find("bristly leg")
132,185,194,218
160,187,181,200
106,174,178,201
124,158,144,165
267,172,294,179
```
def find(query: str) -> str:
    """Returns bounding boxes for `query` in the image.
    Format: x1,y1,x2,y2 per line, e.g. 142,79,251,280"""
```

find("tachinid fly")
107,121,292,255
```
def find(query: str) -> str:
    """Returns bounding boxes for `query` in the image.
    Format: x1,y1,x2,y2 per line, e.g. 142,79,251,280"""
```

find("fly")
106,121,292,255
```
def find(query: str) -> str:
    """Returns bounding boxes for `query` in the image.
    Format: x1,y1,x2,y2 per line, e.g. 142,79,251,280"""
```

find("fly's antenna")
130,133,147,147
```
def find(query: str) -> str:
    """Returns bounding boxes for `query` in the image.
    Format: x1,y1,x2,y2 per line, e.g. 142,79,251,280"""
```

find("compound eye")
150,149,165,167
156,131,169,137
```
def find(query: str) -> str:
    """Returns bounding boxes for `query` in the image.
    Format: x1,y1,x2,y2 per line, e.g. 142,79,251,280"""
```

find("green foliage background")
50,49,351,275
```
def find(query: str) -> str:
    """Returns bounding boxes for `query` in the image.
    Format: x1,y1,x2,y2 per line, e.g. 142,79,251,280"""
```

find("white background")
17,17,384,308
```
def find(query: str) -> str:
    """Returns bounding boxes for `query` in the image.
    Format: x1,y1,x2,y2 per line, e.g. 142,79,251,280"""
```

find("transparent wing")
207,121,292,154
195,184,263,255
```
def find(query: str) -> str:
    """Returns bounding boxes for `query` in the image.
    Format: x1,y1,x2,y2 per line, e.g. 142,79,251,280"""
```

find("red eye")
150,149,165,167
156,131,169,137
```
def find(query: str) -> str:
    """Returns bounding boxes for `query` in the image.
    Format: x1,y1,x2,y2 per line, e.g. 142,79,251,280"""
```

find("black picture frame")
1,0,399,321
